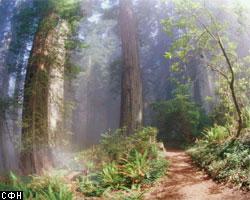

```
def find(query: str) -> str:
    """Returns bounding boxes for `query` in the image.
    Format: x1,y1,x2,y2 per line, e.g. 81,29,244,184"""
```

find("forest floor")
144,149,250,200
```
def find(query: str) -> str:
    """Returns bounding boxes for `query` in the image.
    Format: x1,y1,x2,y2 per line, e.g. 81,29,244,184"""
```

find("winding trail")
144,149,250,200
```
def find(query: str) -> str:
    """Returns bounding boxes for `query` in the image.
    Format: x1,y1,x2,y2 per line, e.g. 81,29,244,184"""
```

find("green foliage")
188,133,250,190
0,173,73,200
147,158,169,182
99,162,125,189
49,0,82,18
100,128,128,160
38,186,73,200
152,83,210,143
100,127,158,160
122,150,150,185
46,0,83,34
162,0,250,136
26,0,83,43
203,125,229,143
48,0,86,81
65,40,89,50
7,0,84,78
76,127,168,198
77,174,104,197
243,107,250,128
64,59,82,80
0,127,168,200
11,0,82,49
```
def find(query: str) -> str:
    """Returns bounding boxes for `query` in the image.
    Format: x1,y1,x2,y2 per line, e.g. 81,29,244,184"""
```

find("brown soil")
144,149,250,200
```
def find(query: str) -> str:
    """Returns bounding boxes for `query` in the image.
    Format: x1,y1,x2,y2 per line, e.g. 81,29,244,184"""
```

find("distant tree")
119,0,143,135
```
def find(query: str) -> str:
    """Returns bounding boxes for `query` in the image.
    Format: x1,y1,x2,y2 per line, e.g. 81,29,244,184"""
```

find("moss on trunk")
20,13,69,175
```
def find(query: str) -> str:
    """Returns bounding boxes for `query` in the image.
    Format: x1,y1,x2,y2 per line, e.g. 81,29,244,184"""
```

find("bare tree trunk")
20,13,69,175
119,0,143,135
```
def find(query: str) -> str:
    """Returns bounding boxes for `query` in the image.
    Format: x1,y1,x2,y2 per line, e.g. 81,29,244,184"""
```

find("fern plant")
99,162,125,189
38,185,73,200
122,150,149,184
203,125,229,142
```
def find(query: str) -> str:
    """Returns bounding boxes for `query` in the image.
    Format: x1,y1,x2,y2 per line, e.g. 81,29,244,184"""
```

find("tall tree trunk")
119,0,143,135
20,13,69,175
0,75,9,173
0,0,15,173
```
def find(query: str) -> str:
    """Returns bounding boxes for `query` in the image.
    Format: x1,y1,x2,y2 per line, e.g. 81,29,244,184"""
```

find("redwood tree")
119,0,143,135
20,13,69,174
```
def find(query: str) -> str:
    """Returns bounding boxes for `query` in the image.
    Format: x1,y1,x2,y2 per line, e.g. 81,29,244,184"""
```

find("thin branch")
207,64,229,82
195,30,207,44
201,23,217,40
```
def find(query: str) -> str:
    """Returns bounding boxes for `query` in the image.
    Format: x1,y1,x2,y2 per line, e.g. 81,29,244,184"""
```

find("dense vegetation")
0,128,167,199
153,83,210,144
76,127,168,198
188,128,250,190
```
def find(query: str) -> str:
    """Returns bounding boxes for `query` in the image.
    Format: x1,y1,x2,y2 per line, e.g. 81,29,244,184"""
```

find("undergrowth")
75,127,168,199
0,127,168,200
0,172,73,200
188,126,250,190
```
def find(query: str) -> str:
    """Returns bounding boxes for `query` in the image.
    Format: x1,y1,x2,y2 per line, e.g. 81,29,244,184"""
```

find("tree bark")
119,0,143,135
20,13,69,175
0,0,15,173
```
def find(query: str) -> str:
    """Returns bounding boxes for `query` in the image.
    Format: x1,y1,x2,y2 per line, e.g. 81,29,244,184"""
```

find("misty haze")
0,0,249,199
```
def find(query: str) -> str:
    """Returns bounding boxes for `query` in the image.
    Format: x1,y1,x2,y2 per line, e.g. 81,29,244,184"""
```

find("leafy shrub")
100,127,158,160
203,125,229,143
152,84,210,144
75,127,159,171
146,158,169,183
77,174,104,197
100,128,128,160
76,127,168,198
98,161,125,189
122,150,150,185
188,138,250,190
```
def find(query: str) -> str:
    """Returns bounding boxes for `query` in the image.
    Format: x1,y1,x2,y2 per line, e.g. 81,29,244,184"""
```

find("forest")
0,0,249,199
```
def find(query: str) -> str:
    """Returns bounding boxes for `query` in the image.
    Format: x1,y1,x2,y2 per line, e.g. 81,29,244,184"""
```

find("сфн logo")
0,191,23,200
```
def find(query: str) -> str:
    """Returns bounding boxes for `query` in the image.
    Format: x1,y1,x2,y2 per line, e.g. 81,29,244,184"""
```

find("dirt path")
144,150,250,200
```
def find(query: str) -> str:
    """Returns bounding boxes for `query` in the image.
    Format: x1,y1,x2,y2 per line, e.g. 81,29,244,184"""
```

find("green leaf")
164,52,172,59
